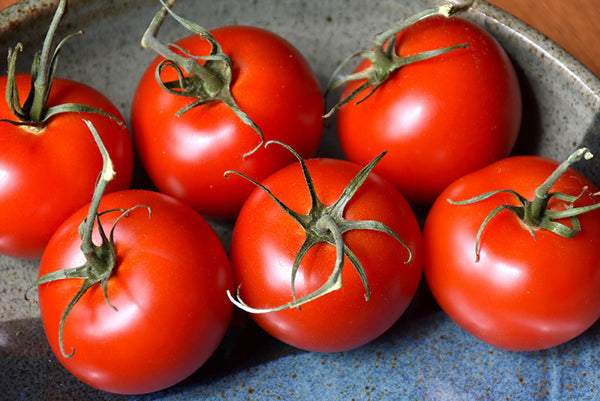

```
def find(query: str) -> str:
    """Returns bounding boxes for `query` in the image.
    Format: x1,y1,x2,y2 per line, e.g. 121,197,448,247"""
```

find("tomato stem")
225,141,412,313
27,0,70,122
530,148,594,221
25,121,149,358
140,0,264,158
0,0,125,129
323,0,473,118
448,148,600,262
141,0,223,94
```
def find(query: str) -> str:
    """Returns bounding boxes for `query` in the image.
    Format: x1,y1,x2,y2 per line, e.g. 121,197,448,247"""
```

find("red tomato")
0,74,133,259
37,190,233,394
336,16,522,204
424,153,600,351
229,156,423,352
131,25,324,219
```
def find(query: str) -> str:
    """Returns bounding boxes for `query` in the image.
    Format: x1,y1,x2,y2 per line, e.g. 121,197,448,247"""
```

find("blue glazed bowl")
1,0,599,399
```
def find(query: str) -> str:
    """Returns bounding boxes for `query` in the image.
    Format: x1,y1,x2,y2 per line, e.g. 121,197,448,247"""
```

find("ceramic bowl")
1,0,599,399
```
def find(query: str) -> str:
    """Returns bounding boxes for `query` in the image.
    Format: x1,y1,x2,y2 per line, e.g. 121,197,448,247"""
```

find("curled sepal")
448,147,600,262
0,0,125,128
324,0,473,118
141,0,264,158
225,140,412,314
24,120,150,358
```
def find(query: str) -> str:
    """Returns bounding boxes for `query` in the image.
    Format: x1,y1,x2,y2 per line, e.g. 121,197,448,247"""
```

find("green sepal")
225,141,412,314
24,121,150,358
141,0,264,158
1,0,125,128
448,148,600,262
324,1,473,118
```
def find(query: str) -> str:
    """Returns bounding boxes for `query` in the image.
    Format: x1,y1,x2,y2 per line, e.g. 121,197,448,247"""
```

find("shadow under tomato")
1,314,306,400
0,318,131,401
578,112,600,188
178,309,307,384
509,60,542,157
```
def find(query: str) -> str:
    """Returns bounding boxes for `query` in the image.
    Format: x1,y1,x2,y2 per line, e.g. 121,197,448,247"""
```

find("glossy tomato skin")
337,16,522,204
424,155,600,351
38,190,233,394
0,74,133,259
131,25,324,219
230,158,423,352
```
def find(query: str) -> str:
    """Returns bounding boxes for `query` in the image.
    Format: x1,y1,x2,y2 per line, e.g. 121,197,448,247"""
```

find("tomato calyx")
141,0,264,157
0,0,125,131
448,148,600,262
25,120,150,358
323,0,473,118
225,140,412,313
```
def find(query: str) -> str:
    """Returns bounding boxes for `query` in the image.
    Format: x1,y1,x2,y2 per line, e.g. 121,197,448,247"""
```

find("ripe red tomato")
229,155,423,352
0,74,133,259
37,190,233,394
335,16,522,204
131,25,324,219
424,152,600,351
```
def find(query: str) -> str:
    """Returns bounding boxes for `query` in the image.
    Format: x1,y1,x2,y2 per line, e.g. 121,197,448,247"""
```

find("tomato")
0,74,133,259
36,189,233,394
131,25,324,219
423,151,600,351
229,152,423,352
335,15,522,204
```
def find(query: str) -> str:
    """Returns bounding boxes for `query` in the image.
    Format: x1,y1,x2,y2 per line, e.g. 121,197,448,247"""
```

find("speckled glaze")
1,0,599,400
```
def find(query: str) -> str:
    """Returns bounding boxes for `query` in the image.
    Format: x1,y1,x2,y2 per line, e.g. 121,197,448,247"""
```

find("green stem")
81,121,116,241
140,0,223,94
0,0,125,128
25,121,149,358
226,141,412,314
140,0,264,157
530,148,593,224
373,0,473,49
448,148,600,262
27,0,67,121
324,1,473,118
78,121,117,269
5,44,24,119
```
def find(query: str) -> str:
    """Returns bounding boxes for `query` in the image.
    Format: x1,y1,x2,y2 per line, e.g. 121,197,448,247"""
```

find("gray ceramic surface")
1,0,600,400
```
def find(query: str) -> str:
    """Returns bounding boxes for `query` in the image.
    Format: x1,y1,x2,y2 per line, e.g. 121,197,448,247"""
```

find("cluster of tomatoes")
3,0,600,396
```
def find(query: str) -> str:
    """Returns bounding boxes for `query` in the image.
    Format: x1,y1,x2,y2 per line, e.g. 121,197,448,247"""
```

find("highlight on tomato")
131,0,324,219
326,0,522,205
424,148,600,351
0,0,134,259
27,121,233,394
227,141,423,353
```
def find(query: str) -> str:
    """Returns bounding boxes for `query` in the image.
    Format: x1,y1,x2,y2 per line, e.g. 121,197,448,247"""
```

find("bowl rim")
1,0,599,103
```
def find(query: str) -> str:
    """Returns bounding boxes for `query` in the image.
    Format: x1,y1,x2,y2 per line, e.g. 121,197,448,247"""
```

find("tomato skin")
131,25,324,219
336,16,522,204
37,190,233,394
0,74,133,259
424,155,600,351
230,158,423,352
